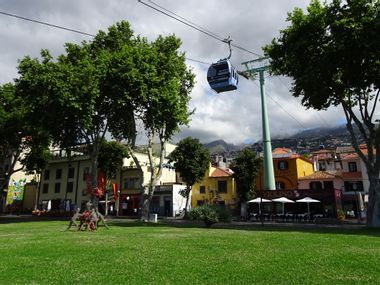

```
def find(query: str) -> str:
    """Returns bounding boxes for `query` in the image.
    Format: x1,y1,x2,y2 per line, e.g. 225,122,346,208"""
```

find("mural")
6,178,27,205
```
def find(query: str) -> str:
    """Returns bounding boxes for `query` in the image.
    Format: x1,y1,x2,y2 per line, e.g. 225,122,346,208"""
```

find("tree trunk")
90,141,100,209
184,185,191,219
141,187,152,222
140,135,166,222
127,145,149,222
341,104,380,228
367,174,380,227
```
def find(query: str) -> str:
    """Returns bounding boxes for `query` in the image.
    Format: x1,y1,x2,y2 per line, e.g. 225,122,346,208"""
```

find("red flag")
113,183,118,200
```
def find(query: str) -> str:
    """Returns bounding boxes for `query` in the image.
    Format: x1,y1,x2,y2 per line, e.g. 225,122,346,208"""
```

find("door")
164,197,171,217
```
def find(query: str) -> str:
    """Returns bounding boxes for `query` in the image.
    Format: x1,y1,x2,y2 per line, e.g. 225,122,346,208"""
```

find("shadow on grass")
107,219,380,237
2,216,380,237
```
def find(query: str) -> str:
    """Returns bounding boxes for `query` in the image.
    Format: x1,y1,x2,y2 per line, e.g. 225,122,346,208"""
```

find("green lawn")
0,220,379,285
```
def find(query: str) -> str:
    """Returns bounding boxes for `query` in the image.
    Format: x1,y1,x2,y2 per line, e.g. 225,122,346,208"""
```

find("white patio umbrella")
247,198,271,214
272,197,295,214
296,197,321,216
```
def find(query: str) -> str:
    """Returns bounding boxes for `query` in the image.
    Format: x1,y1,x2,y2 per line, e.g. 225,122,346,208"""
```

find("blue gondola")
207,59,239,93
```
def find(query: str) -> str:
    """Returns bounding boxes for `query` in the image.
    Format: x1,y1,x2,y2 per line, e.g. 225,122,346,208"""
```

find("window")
199,186,206,194
43,170,50,180
68,167,75,179
83,167,90,181
42,183,49,194
56,169,62,179
124,177,140,189
309,181,322,190
54,182,61,193
66,182,74,193
344,181,364,192
278,161,289,170
348,162,357,172
197,200,204,206
218,181,227,193
318,161,326,171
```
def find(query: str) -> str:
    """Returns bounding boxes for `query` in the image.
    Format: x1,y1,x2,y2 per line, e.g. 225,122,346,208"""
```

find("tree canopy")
0,83,50,211
264,0,380,227
168,137,210,187
230,148,261,202
168,137,210,217
98,140,129,180
14,20,195,219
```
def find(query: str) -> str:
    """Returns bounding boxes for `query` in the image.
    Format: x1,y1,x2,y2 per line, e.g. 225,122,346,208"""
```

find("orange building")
256,148,314,190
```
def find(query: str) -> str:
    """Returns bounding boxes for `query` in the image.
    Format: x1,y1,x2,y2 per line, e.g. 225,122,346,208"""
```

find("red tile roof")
210,168,234,178
340,152,359,160
312,149,335,160
299,171,342,180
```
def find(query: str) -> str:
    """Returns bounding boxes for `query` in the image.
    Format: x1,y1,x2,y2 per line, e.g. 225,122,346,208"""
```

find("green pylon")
241,58,276,191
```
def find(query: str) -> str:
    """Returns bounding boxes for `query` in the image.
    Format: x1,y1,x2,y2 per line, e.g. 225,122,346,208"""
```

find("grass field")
0,220,379,285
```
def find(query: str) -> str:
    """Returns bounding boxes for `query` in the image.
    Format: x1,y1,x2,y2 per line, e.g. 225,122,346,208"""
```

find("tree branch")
342,103,368,164
369,89,379,121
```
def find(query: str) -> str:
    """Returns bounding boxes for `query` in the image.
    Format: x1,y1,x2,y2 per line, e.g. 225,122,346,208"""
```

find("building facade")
37,155,96,212
256,148,314,191
191,165,237,210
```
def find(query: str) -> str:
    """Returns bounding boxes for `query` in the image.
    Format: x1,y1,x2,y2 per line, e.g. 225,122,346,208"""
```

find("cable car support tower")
240,57,276,191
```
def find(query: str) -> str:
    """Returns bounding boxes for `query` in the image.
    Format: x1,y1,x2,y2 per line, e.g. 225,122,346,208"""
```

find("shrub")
189,204,231,228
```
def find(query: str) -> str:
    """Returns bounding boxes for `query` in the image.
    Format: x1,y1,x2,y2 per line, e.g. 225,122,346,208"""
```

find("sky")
0,0,347,145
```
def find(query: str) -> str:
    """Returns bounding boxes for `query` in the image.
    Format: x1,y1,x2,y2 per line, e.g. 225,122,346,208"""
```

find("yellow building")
257,148,314,190
191,164,237,209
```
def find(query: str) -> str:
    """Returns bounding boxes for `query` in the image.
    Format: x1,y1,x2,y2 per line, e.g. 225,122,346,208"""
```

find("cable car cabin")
207,59,239,93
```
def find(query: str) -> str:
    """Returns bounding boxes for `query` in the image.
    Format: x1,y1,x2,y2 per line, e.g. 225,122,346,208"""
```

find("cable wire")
139,0,262,58
0,9,211,66
276,76,331,128
253,81,307,129
147,0,223,41
0,10,95,37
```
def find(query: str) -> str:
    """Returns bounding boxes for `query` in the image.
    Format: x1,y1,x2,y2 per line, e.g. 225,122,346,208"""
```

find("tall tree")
0,83,50,212
264,0,380,227
230,148,261,202
168,137,210,217
15,21,195,221
134,35,195,222
16,22,138,208
110,34,195,221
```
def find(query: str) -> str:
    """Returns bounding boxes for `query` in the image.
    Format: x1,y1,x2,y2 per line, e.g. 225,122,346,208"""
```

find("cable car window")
207,59,239,93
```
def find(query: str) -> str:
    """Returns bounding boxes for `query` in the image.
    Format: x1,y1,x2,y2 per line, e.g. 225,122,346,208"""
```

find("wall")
38,156,93,209
191,166,237,209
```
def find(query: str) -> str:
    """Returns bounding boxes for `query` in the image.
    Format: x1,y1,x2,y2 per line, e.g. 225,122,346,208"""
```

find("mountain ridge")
203,125,356,154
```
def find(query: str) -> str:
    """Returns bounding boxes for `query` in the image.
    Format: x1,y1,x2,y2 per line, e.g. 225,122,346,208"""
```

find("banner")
6,178,27,205
113,183,118,201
